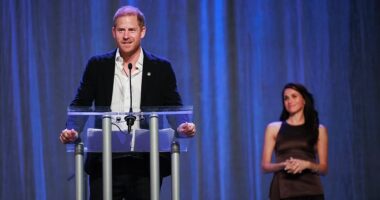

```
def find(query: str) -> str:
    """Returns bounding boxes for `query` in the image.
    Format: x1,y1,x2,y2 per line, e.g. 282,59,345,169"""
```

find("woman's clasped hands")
283,157,310,174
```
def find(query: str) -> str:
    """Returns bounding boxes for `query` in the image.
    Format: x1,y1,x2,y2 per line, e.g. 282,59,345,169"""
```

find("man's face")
112,15,146,57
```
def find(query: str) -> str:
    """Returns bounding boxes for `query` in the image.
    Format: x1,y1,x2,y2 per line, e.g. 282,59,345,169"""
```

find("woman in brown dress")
261,83,328,200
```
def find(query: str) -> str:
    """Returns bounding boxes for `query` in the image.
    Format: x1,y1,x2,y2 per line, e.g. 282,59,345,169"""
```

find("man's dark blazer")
67,49,183,177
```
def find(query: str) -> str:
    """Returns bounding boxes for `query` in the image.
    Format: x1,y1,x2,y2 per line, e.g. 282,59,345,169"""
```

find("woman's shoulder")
266,121,282,131
318,124,328,135
265,121,282,138
319,124,328,130
268,121,282,127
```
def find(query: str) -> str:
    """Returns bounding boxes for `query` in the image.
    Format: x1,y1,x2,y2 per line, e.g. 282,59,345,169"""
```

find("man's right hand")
59,129,79,144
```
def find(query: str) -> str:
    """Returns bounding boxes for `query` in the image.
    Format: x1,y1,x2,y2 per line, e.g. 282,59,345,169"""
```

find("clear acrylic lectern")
66,106,193,200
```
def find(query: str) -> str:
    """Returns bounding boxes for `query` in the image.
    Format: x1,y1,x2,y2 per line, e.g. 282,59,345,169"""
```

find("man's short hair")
113,6,145,27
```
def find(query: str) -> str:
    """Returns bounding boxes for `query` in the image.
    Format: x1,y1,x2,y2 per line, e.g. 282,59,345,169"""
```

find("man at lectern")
59,5,196,200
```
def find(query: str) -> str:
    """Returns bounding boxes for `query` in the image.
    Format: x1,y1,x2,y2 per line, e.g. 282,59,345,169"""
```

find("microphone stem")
125,63,136,133
129,66,133,113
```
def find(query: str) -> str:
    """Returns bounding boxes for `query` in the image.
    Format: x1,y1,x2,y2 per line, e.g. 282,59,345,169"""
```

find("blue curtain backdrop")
1,0,379,199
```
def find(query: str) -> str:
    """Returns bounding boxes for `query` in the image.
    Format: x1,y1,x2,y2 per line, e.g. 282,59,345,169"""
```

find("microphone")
124,63,136,133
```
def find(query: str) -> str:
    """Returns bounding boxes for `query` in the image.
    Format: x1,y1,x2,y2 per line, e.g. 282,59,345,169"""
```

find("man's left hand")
177,122,196,137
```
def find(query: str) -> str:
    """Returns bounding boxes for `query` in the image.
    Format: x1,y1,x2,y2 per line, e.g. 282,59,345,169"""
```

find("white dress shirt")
110,48,144,131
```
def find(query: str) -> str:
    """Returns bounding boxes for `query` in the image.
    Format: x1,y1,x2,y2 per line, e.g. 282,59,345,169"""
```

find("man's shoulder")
143,49,170,65
89,50,116,62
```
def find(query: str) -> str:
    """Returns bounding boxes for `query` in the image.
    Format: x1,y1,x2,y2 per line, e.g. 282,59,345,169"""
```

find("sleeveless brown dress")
269,121,324,200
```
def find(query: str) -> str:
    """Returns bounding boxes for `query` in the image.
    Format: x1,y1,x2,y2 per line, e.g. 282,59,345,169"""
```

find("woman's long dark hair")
280,83,319,144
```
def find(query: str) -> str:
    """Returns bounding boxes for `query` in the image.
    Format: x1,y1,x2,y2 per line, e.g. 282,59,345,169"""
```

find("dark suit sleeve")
161,62,183,106
66,57,98,132
160,62,192,134
70,57,98,107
